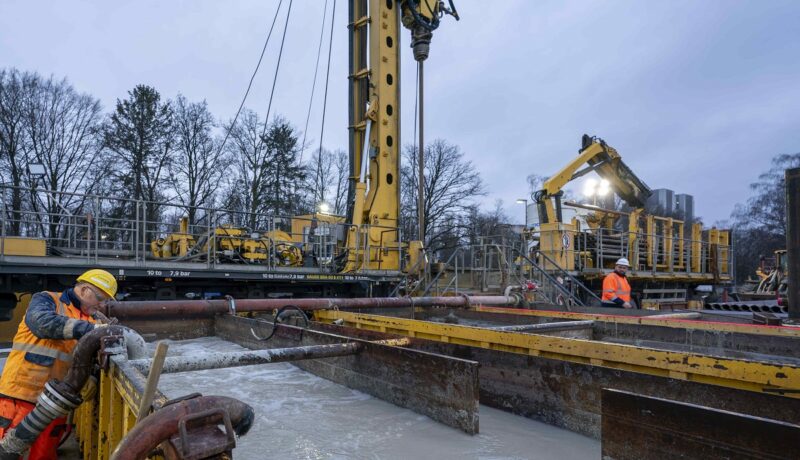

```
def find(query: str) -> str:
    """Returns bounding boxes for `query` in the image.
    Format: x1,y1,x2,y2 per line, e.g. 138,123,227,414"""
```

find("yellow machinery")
530,135,732,308
742,249,787,300
150,217,195,258
533,134,653,271
147,1,458,276
151,221,304,266
0,237,47,257
342,0,457,272
534,135,652,227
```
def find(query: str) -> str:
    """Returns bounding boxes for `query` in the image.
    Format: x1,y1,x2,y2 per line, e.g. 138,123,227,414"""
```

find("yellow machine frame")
344,0,443,272
314,309,800,397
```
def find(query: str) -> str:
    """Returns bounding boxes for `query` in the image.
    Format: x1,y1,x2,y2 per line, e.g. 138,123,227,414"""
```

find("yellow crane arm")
534,134,652,224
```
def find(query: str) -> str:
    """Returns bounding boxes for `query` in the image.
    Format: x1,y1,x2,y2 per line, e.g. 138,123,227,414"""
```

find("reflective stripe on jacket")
0,291,95,403
601,272,631,302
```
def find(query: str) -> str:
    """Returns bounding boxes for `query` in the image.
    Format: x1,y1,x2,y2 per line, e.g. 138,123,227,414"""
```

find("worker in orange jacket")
601,258,633,308
0,269,116,459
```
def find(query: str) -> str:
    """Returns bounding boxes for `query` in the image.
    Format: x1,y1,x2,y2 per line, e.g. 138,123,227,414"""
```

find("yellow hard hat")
76,269,117,299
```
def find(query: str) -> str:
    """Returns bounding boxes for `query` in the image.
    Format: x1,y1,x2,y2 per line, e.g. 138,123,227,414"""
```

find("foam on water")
154,337,599,460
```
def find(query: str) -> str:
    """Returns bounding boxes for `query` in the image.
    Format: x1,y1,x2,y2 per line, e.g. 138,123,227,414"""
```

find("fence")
0,185,403,273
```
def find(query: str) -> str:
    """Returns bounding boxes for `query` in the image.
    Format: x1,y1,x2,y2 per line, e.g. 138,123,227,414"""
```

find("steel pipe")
110,395,254,460
103,295,520,319
128,342,364,375
489,320,594,333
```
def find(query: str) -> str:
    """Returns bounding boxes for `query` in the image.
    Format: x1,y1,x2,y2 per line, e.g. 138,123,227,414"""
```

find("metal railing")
392,241,596,307
531,226,732,279
519,248,600,307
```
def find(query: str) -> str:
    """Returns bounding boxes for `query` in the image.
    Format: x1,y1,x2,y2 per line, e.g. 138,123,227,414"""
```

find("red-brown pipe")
102,295,519,319
109,395,254,460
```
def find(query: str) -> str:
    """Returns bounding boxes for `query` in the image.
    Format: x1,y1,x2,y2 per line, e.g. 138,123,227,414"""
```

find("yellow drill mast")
343,0,457,272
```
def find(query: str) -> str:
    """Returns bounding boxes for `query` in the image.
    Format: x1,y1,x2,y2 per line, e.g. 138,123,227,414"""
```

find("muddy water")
155,337,599,460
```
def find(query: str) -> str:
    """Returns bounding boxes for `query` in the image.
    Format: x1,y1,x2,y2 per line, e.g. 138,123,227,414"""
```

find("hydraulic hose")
0,326,141,459
110,395,254,460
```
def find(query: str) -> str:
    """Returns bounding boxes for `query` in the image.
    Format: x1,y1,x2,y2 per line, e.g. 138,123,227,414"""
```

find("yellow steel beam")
472,306,800,339
314,310,800,398
76,359,167,459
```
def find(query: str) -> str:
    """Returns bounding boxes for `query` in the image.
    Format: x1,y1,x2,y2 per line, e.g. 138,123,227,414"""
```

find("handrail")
528,248,602,305
505,249,581,307
420,247,465,297
389,248,431,297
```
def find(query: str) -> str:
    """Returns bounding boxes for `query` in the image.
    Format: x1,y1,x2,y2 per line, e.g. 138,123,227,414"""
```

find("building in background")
675,193,695,231
646,188,676,216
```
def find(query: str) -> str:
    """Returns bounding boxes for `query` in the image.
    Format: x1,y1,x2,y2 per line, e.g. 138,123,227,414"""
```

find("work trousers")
0,397,67,460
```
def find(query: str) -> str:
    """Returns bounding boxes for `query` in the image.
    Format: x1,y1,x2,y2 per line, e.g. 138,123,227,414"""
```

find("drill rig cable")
413,62,419,156
299,0,329,164
260,0,294,140
316,0,338,163
216,0,284,158
417,60,425,243
249,305,310,341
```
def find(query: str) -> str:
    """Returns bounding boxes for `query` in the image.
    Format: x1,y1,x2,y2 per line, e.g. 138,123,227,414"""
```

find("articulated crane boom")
343,0,458,273
534,134,652,224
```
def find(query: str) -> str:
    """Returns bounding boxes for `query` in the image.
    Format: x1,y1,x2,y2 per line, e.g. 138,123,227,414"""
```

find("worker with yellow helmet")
0,269,117,459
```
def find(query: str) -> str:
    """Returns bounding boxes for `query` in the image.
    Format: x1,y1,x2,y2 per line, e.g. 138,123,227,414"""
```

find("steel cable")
216,0,284,157
316,0,338,161
299,0,330,164
260,0,294,139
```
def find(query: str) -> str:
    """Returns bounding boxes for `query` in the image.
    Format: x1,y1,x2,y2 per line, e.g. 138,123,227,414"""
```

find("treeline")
729,153,800,282
0,69,348,227
0,68,496,255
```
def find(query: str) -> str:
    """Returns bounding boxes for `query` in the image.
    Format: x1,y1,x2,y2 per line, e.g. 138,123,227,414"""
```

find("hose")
250,305,310,341
109,395,254,460
0,326,143,459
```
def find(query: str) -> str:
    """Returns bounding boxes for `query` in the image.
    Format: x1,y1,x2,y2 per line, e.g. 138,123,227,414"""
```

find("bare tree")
731,152,800,282
307,147,334,207
169,95,225,225
0,68,37,234
222,112,305,227
526,173,547,198
331,149,348,215
222,109,271,228
23,75,103,239
401,139,486,251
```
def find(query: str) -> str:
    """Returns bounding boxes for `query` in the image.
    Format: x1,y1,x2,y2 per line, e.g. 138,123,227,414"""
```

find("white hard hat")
616,258,630,267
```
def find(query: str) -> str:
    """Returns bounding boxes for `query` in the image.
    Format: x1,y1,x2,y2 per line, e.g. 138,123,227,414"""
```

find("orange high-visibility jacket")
0,291,95,403
602,272,631,303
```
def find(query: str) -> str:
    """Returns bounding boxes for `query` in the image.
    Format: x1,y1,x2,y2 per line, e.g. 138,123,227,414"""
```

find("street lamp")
515,198,528,227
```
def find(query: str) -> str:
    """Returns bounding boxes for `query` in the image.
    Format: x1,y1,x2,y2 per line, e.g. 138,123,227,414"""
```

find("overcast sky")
2,1,799,225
